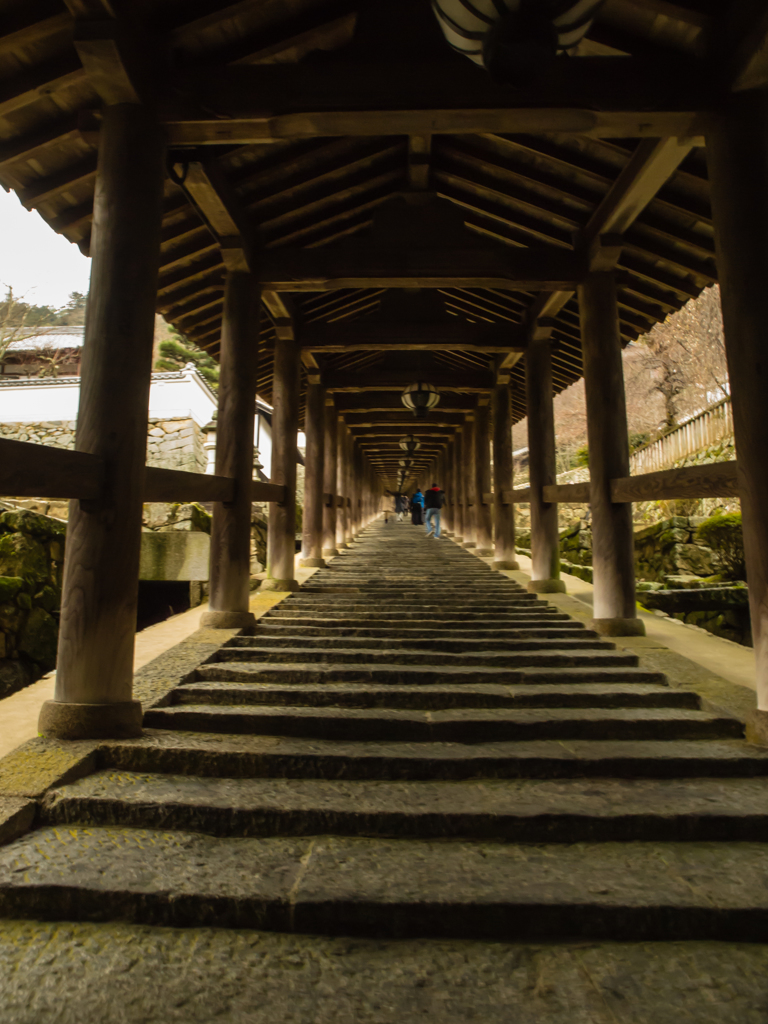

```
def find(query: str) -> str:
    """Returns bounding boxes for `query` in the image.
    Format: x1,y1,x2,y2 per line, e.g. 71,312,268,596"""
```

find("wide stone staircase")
2,519,768,941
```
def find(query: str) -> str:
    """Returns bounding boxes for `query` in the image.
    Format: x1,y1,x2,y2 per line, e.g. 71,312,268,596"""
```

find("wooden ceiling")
0,0,760,485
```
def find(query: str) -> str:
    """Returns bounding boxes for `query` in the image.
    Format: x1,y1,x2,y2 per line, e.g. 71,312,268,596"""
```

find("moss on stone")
0,577,23,603
0,533,48,583
18,606,58,671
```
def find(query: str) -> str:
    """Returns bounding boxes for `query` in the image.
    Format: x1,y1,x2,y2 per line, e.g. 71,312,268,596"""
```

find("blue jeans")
425,508,441,538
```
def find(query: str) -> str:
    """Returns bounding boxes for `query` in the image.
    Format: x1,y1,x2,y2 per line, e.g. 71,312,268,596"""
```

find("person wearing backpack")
424,482,445,539
410,487,425,525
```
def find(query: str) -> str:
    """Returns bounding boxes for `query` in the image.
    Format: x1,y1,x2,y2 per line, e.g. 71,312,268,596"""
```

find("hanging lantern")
401,382,440,419
399,434,422,454
432,0,605,84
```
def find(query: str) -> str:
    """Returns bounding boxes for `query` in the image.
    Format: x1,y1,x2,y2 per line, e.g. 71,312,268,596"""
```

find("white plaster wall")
0,368,276,481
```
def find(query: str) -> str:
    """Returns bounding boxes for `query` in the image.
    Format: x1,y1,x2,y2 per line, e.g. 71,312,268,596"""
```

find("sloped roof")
0,0,743,481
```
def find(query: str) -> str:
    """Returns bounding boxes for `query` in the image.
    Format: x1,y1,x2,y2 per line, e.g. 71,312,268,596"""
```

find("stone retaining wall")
0,417,206,473
0,506,64,699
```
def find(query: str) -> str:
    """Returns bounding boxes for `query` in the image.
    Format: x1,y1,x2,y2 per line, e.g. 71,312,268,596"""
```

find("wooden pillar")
525,338,565,593
707,91,768,714
474,404,494,556
202,271,260,627
462,417,477,547
264,336,301,591
579,272,644,635
322,399,339,557
442,440,453,535
344,428,355,543
492,384,519,570
300,381,326,568
39,104,165,740
336,416,349,548
452,430,464,543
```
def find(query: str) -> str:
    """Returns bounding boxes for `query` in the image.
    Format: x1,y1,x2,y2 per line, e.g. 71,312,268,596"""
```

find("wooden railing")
0,437,288,505
507,461,739,505
628,397,733,476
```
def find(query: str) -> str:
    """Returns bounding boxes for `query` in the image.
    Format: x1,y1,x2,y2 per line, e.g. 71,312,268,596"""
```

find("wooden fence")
628,397,733,476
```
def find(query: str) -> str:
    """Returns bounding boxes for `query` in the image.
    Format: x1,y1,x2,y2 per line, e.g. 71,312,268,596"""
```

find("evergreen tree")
154,326,219,391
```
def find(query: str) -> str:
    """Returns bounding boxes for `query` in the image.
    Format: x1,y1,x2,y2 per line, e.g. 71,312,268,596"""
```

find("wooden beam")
0,439,102,500
611,463,739,502
325,371,494,393
579,137,696,250
725,1,768,90
72,19,144,104
544,482,591,504
259,247,583,292
144,467,234,503
0,54,85,119
181,161,255,271
17,157,98,211
300,320,526,352
528,134,697,331
166,58,709,144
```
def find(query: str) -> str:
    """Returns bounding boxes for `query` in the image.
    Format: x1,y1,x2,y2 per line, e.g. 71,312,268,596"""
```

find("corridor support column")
264,336,301,591
322,399,339,558
442,439,454,536
201,270,260,628
474,405,494,556
300,381,326,568
579,272,644,636
452,430,464,543
336,416,349,548
707,91,768,714
492,384,519,570
525,338,565,593
40,105,165,740
462,417,477,548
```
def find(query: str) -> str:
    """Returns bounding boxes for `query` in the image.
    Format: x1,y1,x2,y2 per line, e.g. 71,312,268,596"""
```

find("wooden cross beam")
527,133,698,331
300,319,526,352
258,247,582,292
164,58,710,144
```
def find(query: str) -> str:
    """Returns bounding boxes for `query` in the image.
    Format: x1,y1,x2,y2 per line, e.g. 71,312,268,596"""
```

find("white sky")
0,189,92,308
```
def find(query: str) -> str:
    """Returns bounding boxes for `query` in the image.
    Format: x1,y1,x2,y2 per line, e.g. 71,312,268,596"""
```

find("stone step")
246,624,584,639
233,635,611,653
263,611,564,623
143,704,741,743
201,661,666,686
213,647,634,668
99,731,768,782
3,825,768,940
40,771,768,843
174,680,695,710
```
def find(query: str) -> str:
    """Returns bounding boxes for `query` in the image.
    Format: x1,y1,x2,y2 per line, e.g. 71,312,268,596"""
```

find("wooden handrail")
0,438,102,500
611,462,739,502
0,438,288,505
0,438,741,510
544,482,591,503
252,481,288,503
144,467,235,503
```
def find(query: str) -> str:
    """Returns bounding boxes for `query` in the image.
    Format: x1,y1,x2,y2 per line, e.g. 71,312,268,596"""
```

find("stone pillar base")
475,547,494,557
200,610,257,629
462,542,476,549
492,559,520,570
299,557,326,568
38,700,143,740
527,579,566,594
260,578,301,592
590,616,646,637
323,548,340,558
746,709,768,746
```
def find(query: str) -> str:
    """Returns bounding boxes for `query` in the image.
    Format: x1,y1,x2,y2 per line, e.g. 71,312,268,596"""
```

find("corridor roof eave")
0,0,754,477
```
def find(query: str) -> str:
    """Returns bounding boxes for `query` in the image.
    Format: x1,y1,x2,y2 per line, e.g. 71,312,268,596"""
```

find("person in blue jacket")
410,487,425,525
